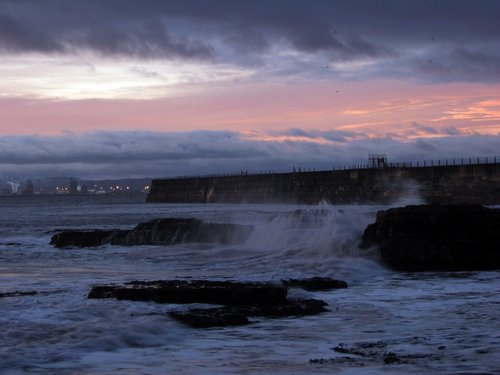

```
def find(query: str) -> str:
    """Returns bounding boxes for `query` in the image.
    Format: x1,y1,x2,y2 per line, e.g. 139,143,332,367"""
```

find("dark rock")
50,230,117,248
169,308,250,328
309,356,365,366
110,218,253,246
87,285,117,299
383,352,403,364
51,218,253,248
333,345,372,357
168,298,327,328
0,291,38,298
89,280,288,306
332,342,387,357
234,298,328,318
361,204,500,271
282,277,348,291
89,279,331,328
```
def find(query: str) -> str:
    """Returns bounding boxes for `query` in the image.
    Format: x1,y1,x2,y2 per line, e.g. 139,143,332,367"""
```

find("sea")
0,194,498,375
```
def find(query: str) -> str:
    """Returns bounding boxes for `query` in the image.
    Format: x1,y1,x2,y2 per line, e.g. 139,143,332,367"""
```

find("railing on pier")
152,156,500,182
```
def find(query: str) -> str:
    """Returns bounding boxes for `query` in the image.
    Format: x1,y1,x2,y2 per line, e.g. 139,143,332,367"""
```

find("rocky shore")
88,277,347,328
362,204,500,271
50,204,500,272
50,218,253,248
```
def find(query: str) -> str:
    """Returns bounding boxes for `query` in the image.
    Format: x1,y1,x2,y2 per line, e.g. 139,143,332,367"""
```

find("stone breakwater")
147,163,500,204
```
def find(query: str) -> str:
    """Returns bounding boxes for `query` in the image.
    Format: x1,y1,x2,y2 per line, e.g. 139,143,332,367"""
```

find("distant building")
69,178,78,194
22,180,34,195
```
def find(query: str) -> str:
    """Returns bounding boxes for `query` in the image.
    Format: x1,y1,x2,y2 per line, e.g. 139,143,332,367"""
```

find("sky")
1,0,500,179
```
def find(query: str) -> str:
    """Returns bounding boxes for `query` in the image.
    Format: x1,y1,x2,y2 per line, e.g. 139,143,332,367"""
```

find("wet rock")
169,299,326,328
282,277,348,291
236,298,328,318
309,356,367,366
50,230,117,248
51,218,253,248
169,308,250,328
383,352,403,364
332,341,387,357
88,280,288,306
361,204,500,271
89,279,330,328
0,290,38,298
333,345,374,357
111,218,253,246
168,298,327,328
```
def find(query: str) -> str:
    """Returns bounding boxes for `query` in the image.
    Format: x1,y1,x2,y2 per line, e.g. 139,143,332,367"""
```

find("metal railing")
153,156,500,182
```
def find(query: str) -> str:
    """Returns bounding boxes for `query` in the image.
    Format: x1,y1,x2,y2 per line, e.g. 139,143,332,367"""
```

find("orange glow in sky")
2,79,499,140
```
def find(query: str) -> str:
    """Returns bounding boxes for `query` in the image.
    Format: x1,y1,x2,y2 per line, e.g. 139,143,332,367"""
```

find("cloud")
0,2,214,60
414,47,500,83
411,121,439,135
268,128,367,143
1,0,499,82
1,129,499,179
267,128,317,139
443,127,461,136
415,138,436,151
129,66,164,79
0,11,60,52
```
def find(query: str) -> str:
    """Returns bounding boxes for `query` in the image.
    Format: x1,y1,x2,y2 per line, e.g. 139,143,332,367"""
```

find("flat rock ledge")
50,218,254,248
361,204,500,271
88,278,347,328
0,291,38,298
169,299,328,328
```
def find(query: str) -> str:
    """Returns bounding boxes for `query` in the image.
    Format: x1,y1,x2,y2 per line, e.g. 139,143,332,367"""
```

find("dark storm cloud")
268,128,317,138
444,127,461,136
408,122,469,137
0,11,59,52
415,139,436,152
0,1,214,59
320,130,365,143
410,122,439,135
1,130,499,179
0,131,269,169
413,47,500,83
0,0,499,81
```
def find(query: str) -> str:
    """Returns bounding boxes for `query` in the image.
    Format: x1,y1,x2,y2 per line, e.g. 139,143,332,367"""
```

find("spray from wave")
240,183,425,279
240,202,382,279
387,178,426,207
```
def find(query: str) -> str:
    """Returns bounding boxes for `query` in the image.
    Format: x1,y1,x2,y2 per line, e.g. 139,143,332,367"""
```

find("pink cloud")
1,80,499,138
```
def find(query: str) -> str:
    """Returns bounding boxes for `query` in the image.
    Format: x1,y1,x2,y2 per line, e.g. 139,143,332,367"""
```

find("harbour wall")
147,162,500,205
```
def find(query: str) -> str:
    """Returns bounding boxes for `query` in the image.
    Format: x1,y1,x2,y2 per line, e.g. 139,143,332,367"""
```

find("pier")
147,157,500,205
